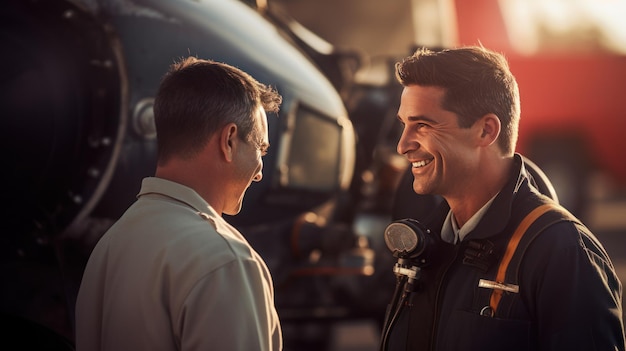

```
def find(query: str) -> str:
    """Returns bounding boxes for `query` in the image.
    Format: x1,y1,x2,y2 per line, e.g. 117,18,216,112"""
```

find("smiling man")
75,57,283,351
383,46,625,351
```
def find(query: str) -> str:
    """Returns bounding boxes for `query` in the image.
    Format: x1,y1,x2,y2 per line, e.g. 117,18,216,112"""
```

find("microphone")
379,218,434,351
383,218,433,266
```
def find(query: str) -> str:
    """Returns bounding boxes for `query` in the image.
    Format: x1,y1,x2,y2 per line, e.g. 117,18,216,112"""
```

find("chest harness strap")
489,204,553,314
486,203,558,314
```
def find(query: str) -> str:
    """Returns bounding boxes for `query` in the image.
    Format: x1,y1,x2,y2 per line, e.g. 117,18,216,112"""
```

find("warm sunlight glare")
499,0,626,55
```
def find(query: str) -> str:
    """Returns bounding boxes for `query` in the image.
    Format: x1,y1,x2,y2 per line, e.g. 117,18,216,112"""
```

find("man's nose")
253,164,263,182
397,129,415,155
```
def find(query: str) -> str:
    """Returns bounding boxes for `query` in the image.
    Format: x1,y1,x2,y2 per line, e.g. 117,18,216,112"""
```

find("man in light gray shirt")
75,57,283,350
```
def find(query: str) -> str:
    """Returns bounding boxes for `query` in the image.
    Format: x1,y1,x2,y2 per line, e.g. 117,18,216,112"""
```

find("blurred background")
2,0,625,350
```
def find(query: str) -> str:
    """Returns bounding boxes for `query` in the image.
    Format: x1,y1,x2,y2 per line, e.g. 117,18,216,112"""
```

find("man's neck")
446,155,513,227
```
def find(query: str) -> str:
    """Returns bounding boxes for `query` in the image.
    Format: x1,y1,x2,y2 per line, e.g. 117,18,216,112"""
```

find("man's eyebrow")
397,114,438,124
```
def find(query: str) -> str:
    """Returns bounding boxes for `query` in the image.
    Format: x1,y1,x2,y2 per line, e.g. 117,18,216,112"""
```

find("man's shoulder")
100,197,251,266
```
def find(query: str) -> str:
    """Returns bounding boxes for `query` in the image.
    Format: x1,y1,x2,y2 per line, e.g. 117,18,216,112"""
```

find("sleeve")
177,257,282,351
521,221,625,351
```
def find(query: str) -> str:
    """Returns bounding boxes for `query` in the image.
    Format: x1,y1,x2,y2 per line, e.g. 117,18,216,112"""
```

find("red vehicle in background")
449,0,626,218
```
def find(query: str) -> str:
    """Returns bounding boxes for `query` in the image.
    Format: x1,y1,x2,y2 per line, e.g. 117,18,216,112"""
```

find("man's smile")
412,158,434,168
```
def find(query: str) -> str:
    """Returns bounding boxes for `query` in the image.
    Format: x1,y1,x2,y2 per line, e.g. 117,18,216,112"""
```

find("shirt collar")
137,177,220,218
441,194,498,243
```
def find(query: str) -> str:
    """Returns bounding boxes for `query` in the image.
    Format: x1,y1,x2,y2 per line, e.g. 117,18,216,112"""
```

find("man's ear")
477,113,501,147
220,123,238,162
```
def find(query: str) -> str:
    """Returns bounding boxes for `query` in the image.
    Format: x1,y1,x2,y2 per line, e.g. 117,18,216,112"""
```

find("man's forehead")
252,106,269,143
399,85,445,111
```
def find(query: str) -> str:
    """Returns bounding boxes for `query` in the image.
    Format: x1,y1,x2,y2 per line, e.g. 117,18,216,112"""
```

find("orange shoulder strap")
489,203,556,313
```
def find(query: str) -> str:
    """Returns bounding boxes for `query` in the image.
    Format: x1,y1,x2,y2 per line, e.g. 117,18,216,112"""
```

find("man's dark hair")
154,57,282,163
395,46,520,155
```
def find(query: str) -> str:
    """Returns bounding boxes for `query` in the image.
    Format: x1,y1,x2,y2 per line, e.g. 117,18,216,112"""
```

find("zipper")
429,243,463,350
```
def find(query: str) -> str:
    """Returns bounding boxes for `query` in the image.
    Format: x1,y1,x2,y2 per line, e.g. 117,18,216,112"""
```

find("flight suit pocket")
439,309,532,351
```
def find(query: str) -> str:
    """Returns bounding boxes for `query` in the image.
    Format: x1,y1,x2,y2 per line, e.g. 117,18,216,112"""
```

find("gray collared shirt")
75,177,282,351
441,194,498,244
